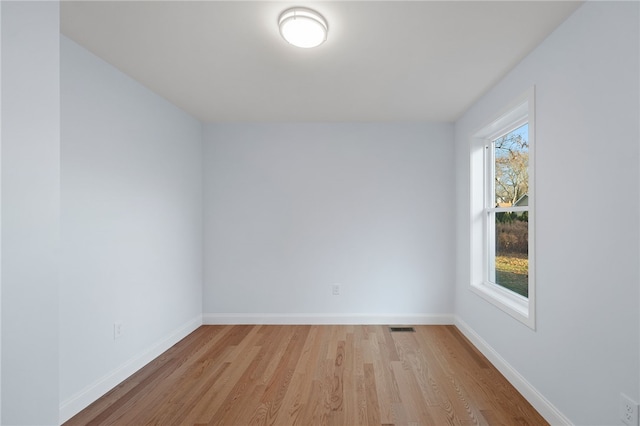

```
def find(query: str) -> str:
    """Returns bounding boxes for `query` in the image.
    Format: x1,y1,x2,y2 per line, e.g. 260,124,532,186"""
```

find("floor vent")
389,327,415,332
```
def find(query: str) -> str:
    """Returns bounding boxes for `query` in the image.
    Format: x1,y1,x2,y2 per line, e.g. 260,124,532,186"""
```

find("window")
470,88,535,328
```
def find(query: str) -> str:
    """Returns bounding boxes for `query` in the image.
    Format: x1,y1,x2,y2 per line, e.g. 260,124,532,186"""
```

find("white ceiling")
61,1,582,122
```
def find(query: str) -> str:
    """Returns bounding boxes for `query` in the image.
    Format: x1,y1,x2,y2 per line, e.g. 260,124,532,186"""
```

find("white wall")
1,4,3,421
1,2,60,424
203,123,454,323
59,36,203,421
454,2,639,425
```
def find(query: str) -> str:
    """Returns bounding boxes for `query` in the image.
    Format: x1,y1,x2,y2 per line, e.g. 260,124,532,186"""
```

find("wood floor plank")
428,326,537,425
415,327,493,425
271,326,324,425
364,363,381,425
181,345,261,424
391,333,454,425
246,326,311,426
368,331,401,424
390,360,435,424
64,325,549,426
342,331,358,426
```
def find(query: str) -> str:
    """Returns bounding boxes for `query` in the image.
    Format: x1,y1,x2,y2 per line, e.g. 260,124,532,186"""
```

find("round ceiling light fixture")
278,7,328,49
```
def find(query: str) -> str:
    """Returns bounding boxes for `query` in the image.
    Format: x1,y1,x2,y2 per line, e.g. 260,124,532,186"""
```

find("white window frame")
470,88,535,329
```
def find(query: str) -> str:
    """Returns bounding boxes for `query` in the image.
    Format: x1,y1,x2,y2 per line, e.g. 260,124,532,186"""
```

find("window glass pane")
493,211,528,297
493,124,528,207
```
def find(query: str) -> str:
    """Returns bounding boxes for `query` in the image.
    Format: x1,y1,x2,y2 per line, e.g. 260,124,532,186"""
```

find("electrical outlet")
332,284,340,296
621,393,639,426
114,322,123,340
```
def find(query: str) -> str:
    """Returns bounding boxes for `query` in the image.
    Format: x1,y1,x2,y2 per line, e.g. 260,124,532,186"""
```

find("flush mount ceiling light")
278,7,328,49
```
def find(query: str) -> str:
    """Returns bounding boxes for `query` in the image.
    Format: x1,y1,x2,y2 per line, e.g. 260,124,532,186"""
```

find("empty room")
1,1,639,425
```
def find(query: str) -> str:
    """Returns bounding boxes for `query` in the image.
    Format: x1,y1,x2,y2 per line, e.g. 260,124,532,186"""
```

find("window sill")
470,281,535,329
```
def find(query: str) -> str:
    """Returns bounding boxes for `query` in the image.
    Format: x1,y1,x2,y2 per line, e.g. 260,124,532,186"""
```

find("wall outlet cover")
114,322,123,340
620,393,639,426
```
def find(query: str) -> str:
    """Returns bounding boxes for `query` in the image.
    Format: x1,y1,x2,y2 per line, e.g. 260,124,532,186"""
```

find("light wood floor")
65,325,548,425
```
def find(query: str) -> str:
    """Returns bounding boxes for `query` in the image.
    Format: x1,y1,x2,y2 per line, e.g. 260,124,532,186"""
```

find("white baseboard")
202,312,454,325
58,315,203,424
453,316,572,426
